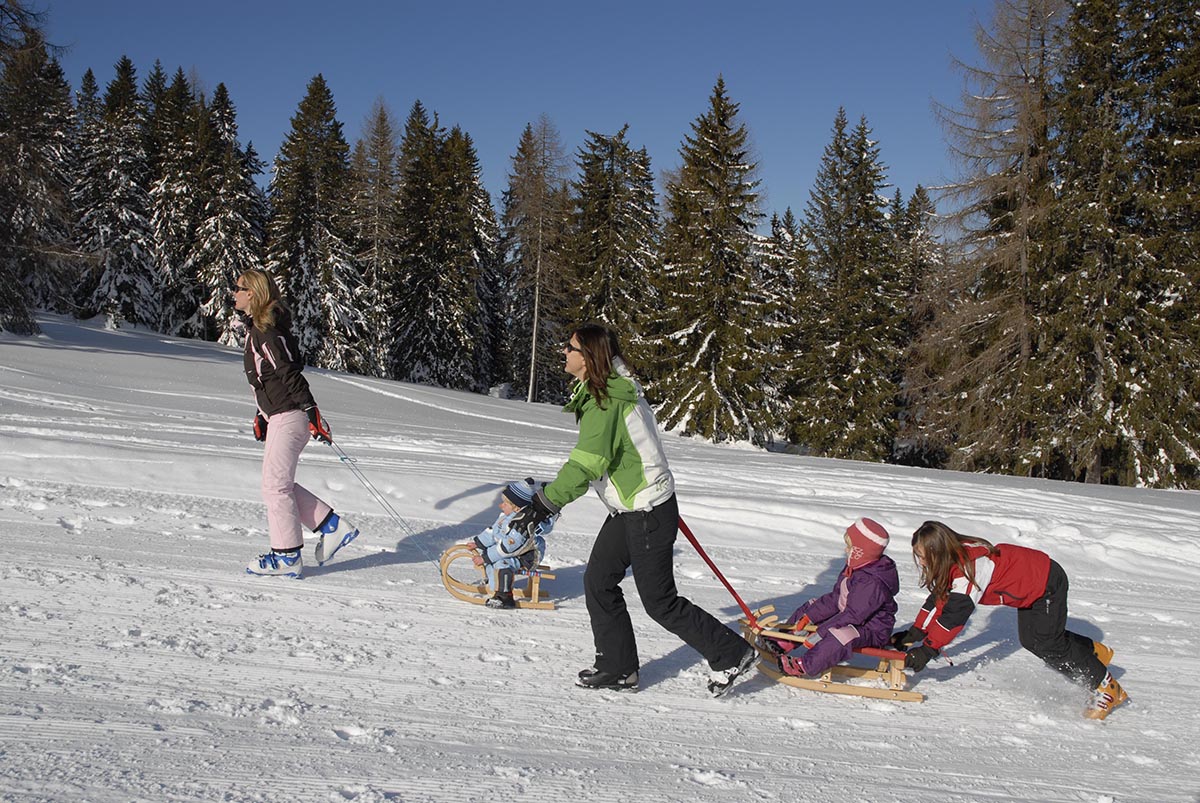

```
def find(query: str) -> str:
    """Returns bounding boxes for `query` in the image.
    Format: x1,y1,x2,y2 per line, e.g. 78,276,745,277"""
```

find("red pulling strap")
677,516,759,630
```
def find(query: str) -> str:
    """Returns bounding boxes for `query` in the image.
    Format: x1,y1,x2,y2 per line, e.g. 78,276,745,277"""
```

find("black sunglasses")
564,342,583,353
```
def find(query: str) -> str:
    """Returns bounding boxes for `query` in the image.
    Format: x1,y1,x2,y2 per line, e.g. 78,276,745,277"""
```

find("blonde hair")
911,520,996,601
239,269,285,332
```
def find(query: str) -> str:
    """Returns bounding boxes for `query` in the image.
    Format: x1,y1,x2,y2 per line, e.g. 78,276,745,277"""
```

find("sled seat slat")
740,605,924,703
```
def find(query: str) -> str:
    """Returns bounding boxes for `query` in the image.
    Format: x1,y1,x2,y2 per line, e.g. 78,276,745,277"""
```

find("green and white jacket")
543,361,675,514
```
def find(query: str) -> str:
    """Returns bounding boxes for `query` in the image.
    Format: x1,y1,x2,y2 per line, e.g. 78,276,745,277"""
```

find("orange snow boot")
1093,641,1114,667
1084,672,1128,720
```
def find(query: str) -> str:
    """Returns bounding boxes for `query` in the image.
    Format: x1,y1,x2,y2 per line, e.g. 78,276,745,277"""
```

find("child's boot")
778,654,807,677
1084,672,1128,720
486,568,517,609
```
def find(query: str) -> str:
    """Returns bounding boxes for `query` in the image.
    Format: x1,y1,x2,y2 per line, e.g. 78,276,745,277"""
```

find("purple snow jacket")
790,555,900,648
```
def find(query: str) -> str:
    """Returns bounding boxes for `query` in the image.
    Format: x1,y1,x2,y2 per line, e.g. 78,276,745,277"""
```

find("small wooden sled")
740,605,923,703
439,543,556,610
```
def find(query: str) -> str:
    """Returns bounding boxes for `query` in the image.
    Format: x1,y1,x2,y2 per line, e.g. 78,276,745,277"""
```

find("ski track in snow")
2,315,1200,802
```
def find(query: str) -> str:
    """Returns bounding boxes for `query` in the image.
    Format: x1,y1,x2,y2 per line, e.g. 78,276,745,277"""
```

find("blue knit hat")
502,477,537,507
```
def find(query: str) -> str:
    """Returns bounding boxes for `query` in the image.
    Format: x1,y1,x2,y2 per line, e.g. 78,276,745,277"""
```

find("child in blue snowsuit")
471,478,557,608
763,518,900,677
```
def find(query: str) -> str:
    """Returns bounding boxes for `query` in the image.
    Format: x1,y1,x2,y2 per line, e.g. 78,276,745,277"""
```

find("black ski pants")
1016,560,1107,688
583,494,747,676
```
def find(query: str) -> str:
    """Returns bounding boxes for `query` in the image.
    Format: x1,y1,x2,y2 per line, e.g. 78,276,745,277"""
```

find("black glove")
304,405,332,444
905,644,939,672
253,413,269,442
890,626,926,651
508,488,560,536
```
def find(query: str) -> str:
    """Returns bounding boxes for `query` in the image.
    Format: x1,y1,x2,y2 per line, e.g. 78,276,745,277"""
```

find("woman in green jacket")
512,324,755,696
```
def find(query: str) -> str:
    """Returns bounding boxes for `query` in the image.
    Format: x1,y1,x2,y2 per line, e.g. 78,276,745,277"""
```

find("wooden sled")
740,605,924,703
439,543,556,610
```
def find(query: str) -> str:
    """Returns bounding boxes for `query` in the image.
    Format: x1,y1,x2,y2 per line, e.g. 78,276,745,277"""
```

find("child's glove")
890,626,926,651
904,644,939,672
787,614,812,632
253,413,268,442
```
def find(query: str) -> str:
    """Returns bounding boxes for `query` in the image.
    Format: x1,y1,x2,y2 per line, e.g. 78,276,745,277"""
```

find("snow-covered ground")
2,315,1198,803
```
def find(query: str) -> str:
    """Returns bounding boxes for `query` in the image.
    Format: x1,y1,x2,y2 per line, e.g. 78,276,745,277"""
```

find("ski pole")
326,440,442,570
677,516,759,630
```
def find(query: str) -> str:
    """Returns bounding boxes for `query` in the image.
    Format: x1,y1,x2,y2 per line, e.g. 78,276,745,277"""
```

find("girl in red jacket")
893,521,1127,720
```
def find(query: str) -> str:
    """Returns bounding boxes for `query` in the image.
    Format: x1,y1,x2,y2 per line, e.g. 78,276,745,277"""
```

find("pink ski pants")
261,408,332,550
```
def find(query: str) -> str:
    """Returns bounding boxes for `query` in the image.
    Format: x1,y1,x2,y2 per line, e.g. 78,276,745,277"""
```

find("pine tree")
189,82,265,345
265,74,362,367
500,116,572,402
913,0,1067,475
648,77,778,446
391,100,441,381
395,125,496,390
0,28,75,330
149,68,203,335
347,99,401,377
75,56,156,328
892,185,945,466
1034,0,1200,487
565,125,660,343
793,113,904,461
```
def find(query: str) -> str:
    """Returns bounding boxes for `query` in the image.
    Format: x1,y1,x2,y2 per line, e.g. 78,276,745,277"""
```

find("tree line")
1,0,1196,488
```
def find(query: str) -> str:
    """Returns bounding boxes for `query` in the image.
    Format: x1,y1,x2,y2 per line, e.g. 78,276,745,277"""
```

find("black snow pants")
583,494,747,676
1016,560,1107,688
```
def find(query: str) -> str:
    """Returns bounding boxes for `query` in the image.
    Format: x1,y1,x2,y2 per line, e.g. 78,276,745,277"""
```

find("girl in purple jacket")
764,518,899,677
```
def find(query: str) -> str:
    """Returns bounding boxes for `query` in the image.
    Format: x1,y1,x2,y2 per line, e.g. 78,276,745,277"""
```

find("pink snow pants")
261,408,332,550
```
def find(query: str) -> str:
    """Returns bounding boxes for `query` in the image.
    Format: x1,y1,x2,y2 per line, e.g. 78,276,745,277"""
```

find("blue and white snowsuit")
473,510,555,591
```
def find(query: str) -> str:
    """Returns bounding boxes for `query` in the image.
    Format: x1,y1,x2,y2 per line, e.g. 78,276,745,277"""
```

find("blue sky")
44,0,992,219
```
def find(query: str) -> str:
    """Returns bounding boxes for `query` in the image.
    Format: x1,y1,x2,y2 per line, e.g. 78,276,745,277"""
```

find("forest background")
1,0,1197,489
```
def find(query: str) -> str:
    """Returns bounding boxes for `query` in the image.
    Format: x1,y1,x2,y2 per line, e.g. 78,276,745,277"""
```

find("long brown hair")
571,323,623,408
911,520,997,600
239,269,285,332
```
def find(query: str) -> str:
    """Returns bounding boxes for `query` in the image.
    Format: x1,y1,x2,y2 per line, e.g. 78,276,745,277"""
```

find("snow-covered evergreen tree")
74,56,156,328
793,112,904,461
148,68,203,335
892,185,945,466
565,124,659,343
647,77,779,446
265,74,362,367
347,99,401,377
1030,0,1200,487
0,29,75,329
499,116,572,402
395,125,496,390
189,83,265,346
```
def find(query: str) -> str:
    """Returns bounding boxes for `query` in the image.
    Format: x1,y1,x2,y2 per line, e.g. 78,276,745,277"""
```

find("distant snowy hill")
1,315,1197,802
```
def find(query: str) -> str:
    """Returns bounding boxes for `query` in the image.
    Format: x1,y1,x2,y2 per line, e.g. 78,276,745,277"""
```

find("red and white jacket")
914,544,1051,651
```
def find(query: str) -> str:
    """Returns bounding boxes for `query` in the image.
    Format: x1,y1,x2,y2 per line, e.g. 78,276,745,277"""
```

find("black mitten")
890,626,926,651
905,644,939,672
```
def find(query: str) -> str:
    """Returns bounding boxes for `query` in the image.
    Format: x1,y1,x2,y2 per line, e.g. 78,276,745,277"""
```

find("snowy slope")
1,315,1197,803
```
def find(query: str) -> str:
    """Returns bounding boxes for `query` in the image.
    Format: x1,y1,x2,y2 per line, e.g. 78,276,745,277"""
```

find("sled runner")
740,606,924,703
439,543,556,610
